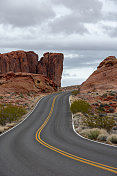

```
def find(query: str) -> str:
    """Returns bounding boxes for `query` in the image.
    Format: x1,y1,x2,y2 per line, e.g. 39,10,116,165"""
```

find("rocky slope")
80,56,117,93
0,72,57,94
0,50,64,87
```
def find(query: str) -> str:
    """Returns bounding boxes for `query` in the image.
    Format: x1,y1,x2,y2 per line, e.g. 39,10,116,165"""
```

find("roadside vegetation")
83,115,115,132
0,104,26,126
72,88,80,96
80,129,117,144
70,98,117,145
70,99,91,114
80,128,108,140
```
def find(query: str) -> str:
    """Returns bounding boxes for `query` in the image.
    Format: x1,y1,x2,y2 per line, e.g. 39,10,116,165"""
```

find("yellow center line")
35,95,117,174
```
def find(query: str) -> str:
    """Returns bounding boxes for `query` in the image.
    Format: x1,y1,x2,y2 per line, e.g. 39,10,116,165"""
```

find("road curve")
0,92,117,176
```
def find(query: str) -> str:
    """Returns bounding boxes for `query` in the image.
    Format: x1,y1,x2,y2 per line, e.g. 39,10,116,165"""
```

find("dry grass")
79,128,108,140
107,134,117,144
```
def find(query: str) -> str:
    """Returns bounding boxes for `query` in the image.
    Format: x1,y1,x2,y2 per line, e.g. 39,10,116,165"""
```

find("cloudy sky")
0,0,117,86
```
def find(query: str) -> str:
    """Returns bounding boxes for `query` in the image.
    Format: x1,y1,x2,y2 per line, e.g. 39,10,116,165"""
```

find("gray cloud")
49,15,88,34
1,36,117,52
110,0,117,3
49,0,103,34
61,77,83,87
0,0,55,27
103,25,117,37
52,0,102,13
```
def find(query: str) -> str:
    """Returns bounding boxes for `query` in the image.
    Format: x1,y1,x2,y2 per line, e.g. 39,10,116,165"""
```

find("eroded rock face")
0,72,57,94
80,56,117,93
97,56,117,69
0,50,38,74
0,51,64,87
37,52,64,87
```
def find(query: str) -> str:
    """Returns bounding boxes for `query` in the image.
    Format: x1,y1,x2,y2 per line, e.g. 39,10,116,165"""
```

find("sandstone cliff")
80,56,117,93
0,51,38,74
37,52,64,87
0,51,64,87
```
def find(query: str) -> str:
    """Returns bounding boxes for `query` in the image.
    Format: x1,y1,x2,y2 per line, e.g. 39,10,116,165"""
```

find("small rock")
112,126,117,130
4,126,9,130
0,126,5,133
6,123,16,127
75,127,82,133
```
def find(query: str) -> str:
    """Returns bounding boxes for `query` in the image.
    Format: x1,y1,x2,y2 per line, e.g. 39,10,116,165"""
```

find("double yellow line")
36,95,117,174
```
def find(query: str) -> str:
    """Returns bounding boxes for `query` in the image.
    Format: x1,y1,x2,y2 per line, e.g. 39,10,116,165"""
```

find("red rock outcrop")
0,72,57,94
0,51,64,87
0,51,38,74
80,56,117,93
37,52,64,87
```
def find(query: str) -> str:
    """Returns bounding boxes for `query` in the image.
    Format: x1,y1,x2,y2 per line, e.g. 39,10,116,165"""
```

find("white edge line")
69,96,117,148
0,96,45,137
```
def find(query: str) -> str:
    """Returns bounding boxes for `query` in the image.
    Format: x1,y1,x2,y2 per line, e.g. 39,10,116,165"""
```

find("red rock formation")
0,50,38,74
0,51,64,87
0,72,57,94
37,52,64,87
80,56,117,93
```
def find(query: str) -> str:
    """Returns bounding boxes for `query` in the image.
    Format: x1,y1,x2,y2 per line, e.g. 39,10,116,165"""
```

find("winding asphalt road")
0,92,117,176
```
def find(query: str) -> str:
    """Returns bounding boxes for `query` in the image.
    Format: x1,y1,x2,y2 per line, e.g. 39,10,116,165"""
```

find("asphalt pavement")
0,92,117,176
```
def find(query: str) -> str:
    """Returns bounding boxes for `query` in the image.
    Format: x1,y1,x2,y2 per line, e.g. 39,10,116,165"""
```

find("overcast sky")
0,0,117,86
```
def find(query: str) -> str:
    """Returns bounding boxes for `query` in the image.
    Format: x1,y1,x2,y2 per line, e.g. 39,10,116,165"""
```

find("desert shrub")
72,89,80,96
107,134,117,144
80,128,101,140
109,108,115,113
27,92,31,96
97,134,108,141
88,129,100,140
0,104,26,125
101,93,107,98
98,104,105,112
79,129,90,138
93,103,99,106
70,100,91,114
109,92,115,96
19,93,24,98
83,115,115,132
103,104,109,107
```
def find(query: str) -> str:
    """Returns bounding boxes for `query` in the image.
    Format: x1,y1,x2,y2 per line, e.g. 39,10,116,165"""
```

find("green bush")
101,93,107,98
72,89,80,96
98,104,105,112
70,100,91,114
109,108,115,113
27,92,31,96
83,115,115,132
0,104,26,126
87,129,100,140
19,93,24,98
